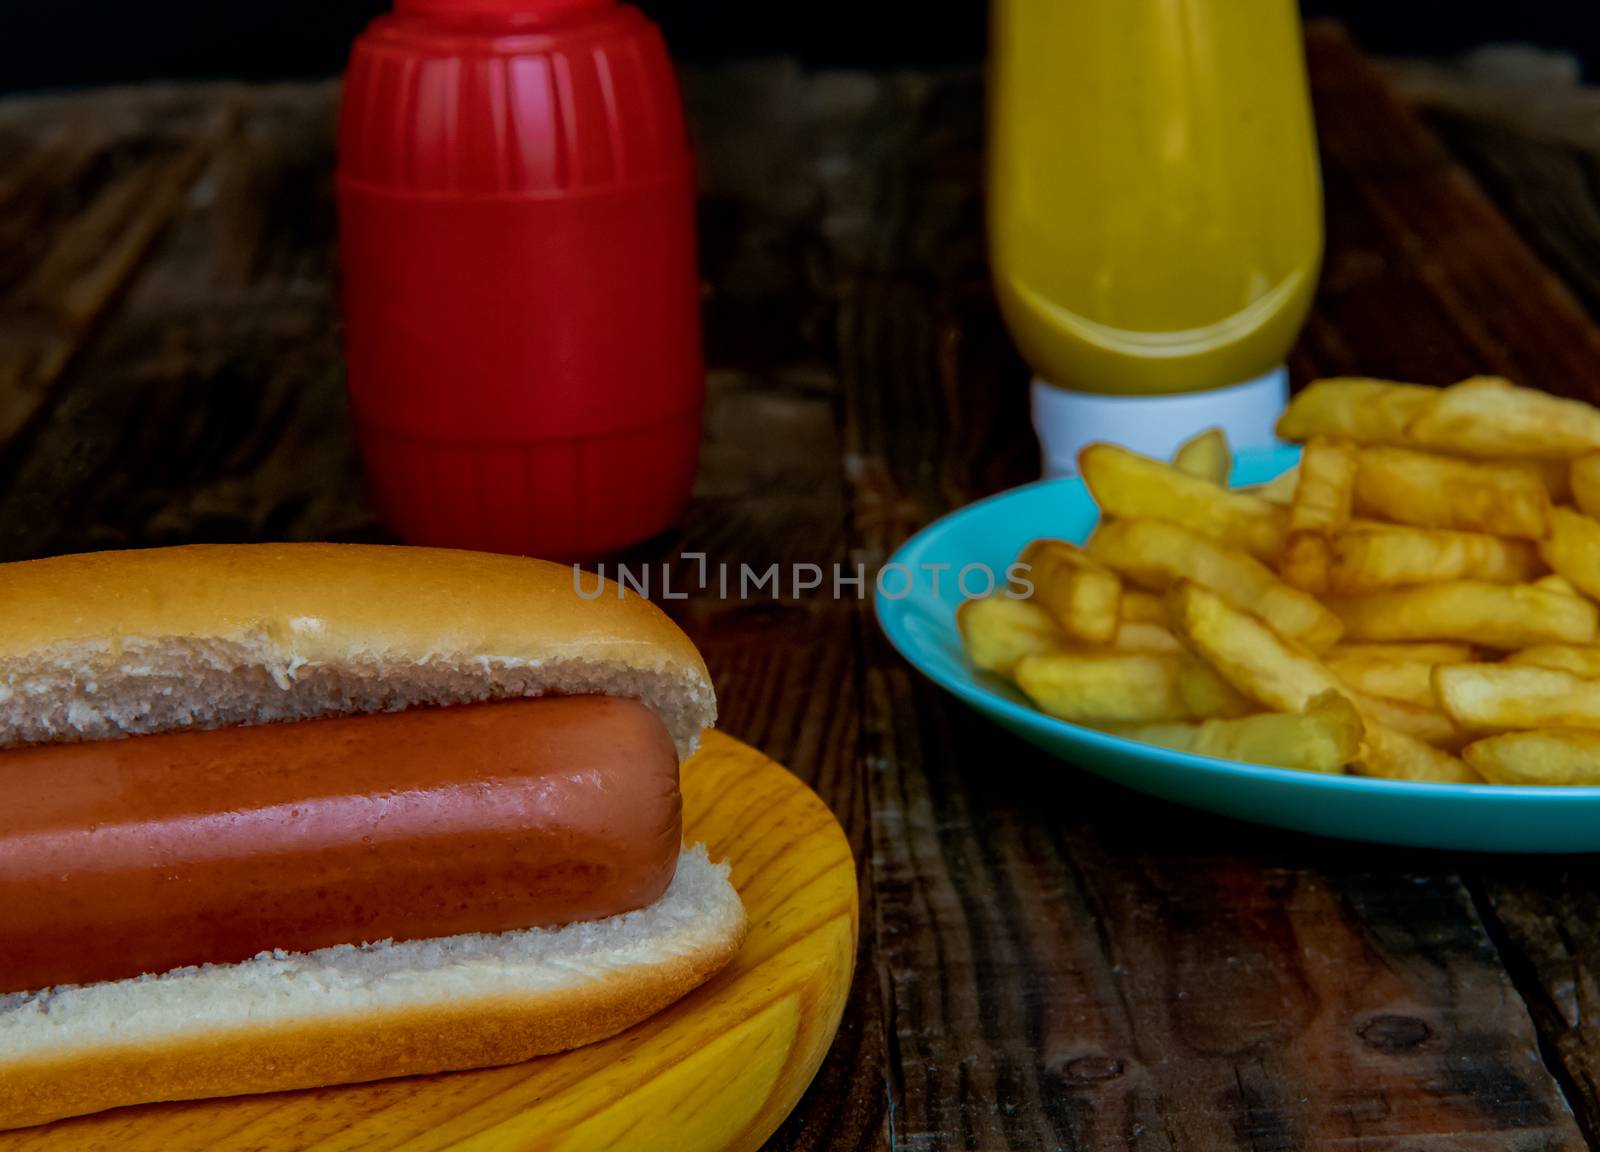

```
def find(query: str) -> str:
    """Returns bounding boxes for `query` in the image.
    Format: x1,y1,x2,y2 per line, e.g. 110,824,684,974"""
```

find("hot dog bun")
0,544,742,1130
1,846,743,1131
0,543,715,757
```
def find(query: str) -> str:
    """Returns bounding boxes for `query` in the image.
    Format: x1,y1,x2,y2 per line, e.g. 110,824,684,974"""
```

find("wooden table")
5,21,1600,1151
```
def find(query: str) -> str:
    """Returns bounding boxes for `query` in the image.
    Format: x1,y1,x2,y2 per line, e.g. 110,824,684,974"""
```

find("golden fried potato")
1533,574,1583,597
1354,722,1481,784
1347,691,1466,750
1175,654,1259,720
1539,507,1600,602
1288,439,1358,537
1327,654,1438,709
1573,453,1600,519
1352,446,1550,539
1112,620,1183,654
991,377,1600,785
1013,652,1191,724
1172,427,1230,485
1279,533,1332,597
1279,438,1358,595
1505,457,1573,503
1328,524,1542,594
1328,641,1478,663
1107,691,1361,774
1254,466,1300,505
1119,588,1168,624
957,596,1068,676
1407,376,1600,460
1079,444,1287,561
1087,519,1342,651
1507,644,1600,679
1435,664,1600,731
1276,378,1435,446
1464,729,1600,785
1006,539,1068,595
1328,582,1597,649
1167,581,1343,711
1018,539,1122,646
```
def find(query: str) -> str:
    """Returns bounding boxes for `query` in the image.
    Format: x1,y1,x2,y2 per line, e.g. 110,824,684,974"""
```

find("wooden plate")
3,732,857,1152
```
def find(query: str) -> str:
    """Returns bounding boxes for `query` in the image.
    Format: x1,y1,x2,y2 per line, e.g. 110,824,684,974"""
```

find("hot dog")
0,544,744,1131
0,696,682,994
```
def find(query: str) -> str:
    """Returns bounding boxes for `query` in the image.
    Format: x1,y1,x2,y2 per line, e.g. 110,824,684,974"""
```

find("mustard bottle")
988,0,1323,474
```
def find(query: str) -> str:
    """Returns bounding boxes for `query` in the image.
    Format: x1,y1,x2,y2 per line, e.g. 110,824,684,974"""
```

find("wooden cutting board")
2,732,858,1152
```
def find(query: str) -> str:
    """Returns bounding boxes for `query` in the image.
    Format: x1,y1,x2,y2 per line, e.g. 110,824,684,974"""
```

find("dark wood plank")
0,81,373,560
1295,29,1600,399
841,23,1589,1150
0,86,230,453
651,65,904,1149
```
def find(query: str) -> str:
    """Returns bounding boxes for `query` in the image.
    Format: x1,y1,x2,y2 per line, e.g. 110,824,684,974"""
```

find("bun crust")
0,543,715,756
1,847,746,1130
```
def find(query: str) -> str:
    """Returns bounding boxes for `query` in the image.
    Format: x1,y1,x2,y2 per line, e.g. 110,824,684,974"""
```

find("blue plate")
875,445,1600,853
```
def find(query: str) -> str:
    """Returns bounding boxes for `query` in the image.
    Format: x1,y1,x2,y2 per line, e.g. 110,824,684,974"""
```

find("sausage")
0,695,681,994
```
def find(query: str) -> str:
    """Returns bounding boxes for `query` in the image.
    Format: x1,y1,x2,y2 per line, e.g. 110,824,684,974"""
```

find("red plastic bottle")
337,0,702,559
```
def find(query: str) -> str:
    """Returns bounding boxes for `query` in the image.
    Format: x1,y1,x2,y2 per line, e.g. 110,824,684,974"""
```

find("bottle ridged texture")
339,11,689,195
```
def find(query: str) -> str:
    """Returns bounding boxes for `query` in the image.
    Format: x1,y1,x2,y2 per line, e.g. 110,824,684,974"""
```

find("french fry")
1279,438,1357,595
1328,641,1477,663
1328,524,1542,594
1352,446,1550,539
1172,427,1230,485
979,377,1600,786
1435,664,1600,731
1079,443,1287,561
1018,539,1122,646
1176,654,1259,720
1539,507,1600,602
1279,533,1332,597
1166,581,1344,711
1464,729,1600,786
1120,589,1168,624
1288,439,1358,537
1014,653,1190,724
1573,453,1600,519
1276,378,1435,445
1111,620,1183,654
1534,574,1583,597
1328,582,1597,649
1254,466,1300,505
1406,376,1600,460
1087,519,1343,651
1507,644,1600,679
957,596,1068,676
1106,692,1361,774
1327,654,1438,709
1354,722,1480,784
1008,538,1069,596
1506,457,1573,503
1348,691,1466,750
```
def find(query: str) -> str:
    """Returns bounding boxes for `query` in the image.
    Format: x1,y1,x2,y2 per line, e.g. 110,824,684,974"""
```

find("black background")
3,1,1597,93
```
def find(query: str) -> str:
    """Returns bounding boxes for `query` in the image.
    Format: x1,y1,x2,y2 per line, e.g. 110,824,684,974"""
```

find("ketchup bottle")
337,0,702,559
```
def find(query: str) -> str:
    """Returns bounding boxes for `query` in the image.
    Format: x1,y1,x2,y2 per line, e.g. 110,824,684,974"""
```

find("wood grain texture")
0,732,855,1152
0,87,230,451
0,82,368,561
8,20,1600,1150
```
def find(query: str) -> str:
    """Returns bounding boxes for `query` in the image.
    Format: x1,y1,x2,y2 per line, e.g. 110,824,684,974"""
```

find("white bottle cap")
1031,366,1288,478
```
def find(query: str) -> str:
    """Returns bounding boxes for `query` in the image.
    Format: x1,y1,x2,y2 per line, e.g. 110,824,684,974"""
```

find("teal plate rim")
873,445,1600,851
